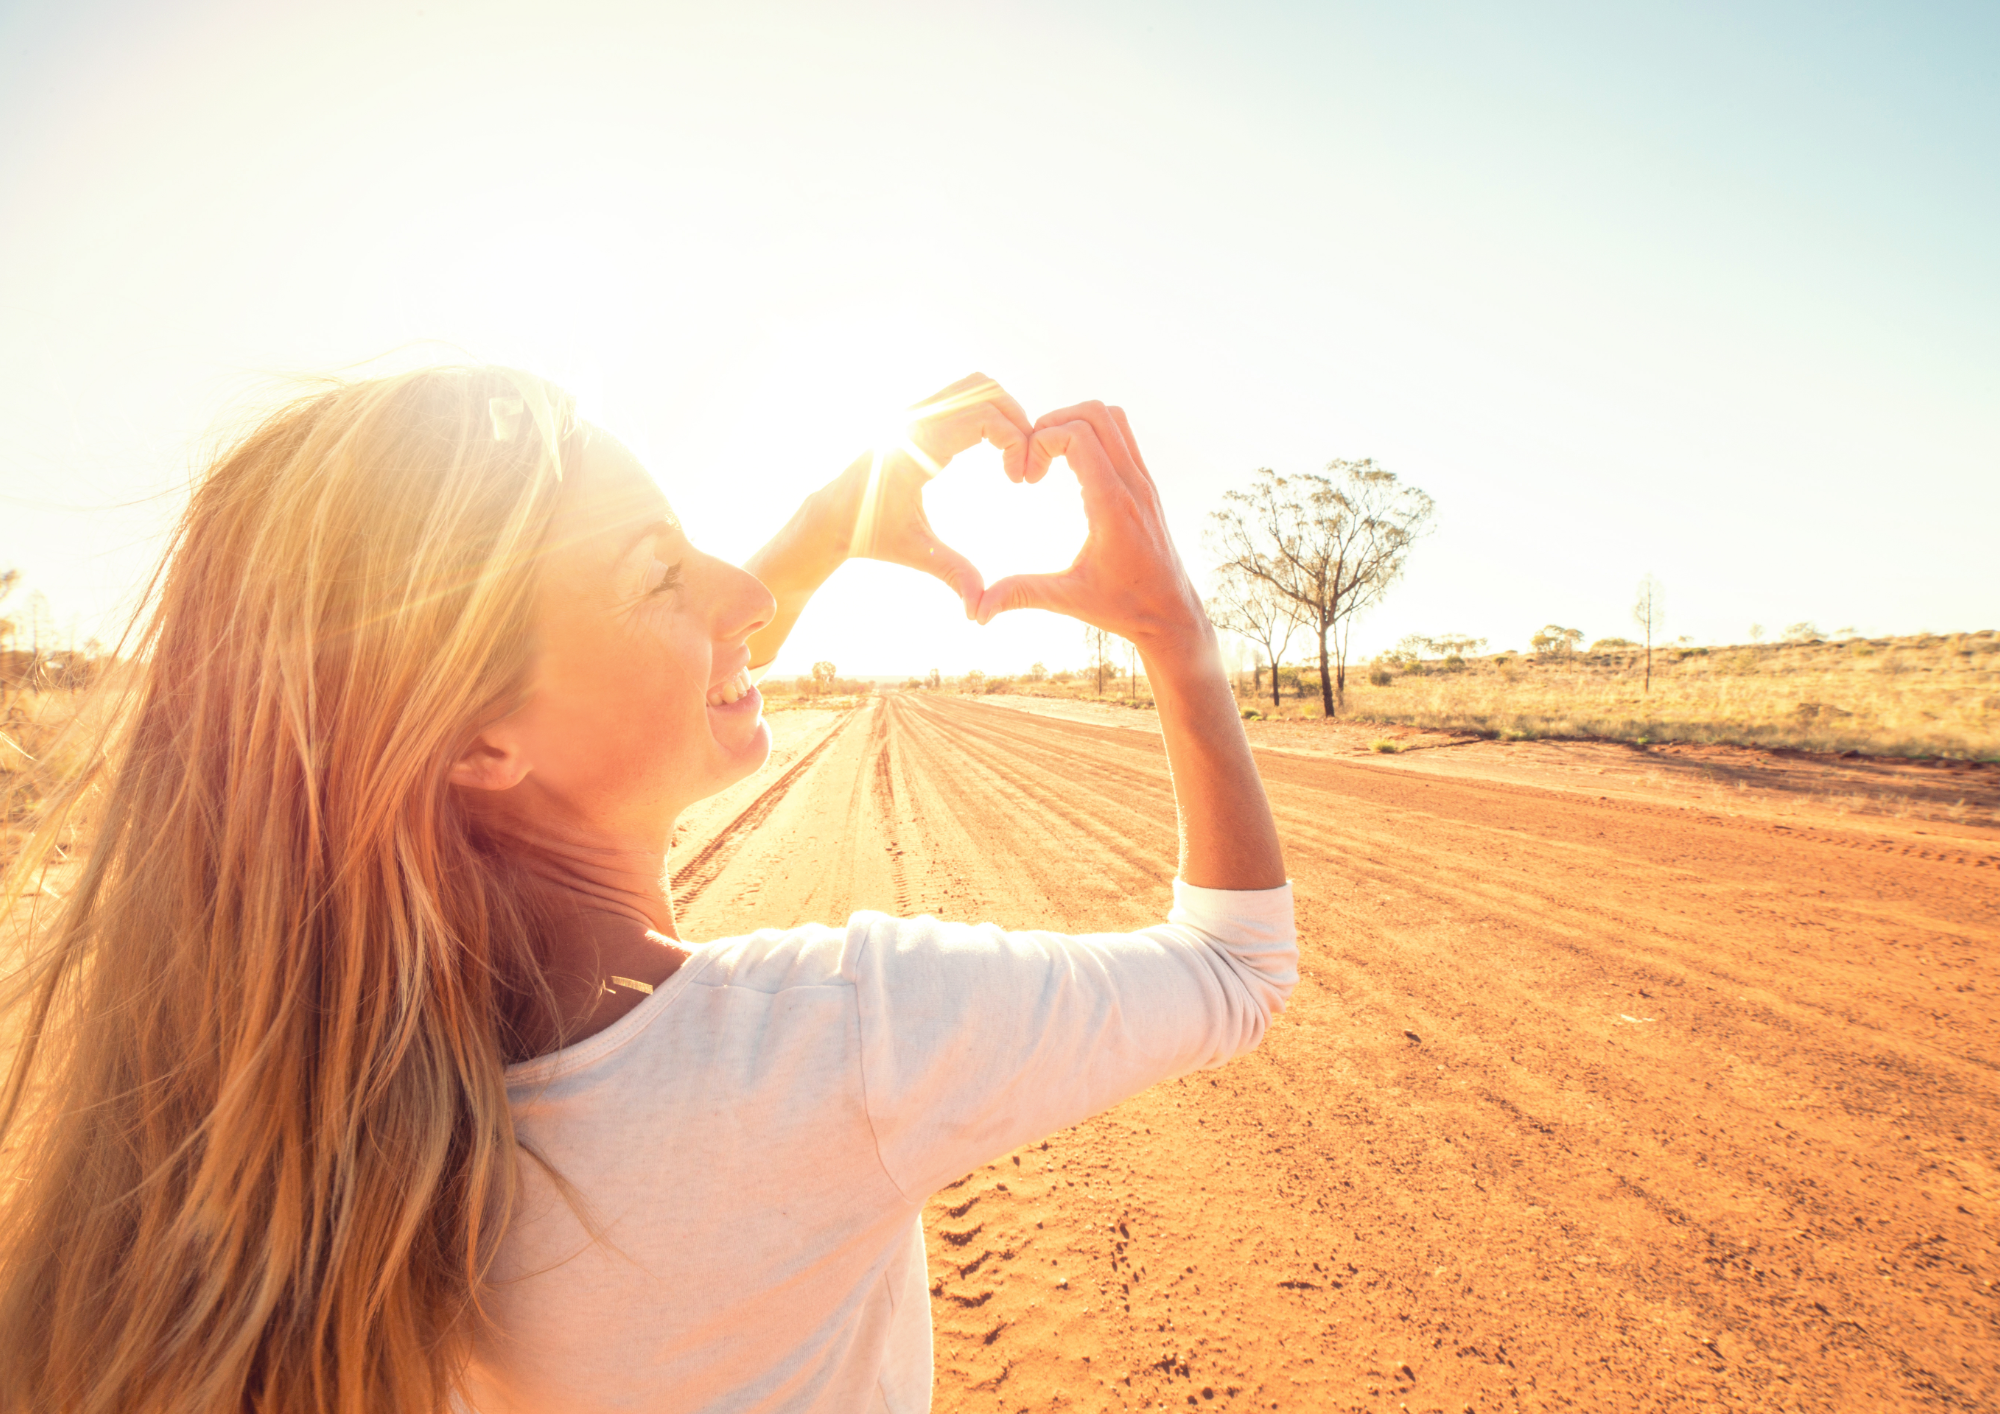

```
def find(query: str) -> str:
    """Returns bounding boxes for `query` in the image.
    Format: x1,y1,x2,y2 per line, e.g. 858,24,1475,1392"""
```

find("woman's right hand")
973,402,1210,655
980,401,1284,892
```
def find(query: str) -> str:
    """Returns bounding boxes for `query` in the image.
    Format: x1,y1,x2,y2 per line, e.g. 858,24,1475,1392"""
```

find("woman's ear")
449,728,532,792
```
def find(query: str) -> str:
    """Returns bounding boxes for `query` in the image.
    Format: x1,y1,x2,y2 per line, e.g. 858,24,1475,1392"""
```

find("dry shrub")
1,682,115,876
1332,630,2000,760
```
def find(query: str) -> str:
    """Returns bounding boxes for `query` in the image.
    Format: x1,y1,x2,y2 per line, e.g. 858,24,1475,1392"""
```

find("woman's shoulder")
691,912,982,993
689,918,866,994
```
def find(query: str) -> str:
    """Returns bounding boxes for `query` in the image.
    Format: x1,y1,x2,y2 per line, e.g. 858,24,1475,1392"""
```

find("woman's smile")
706,666,755,708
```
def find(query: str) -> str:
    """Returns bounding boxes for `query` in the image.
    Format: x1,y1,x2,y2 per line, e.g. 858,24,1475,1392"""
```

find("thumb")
975,572,1071,626
919,537,986,619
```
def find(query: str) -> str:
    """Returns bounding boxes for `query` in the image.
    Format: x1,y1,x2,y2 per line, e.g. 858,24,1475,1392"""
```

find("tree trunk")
1333,618,1349,712
1270,661,1282,706
1317,622,1334,718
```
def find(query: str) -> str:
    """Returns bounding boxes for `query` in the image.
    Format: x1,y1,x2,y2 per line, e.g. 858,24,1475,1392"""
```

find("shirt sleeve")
846,881,1297,1203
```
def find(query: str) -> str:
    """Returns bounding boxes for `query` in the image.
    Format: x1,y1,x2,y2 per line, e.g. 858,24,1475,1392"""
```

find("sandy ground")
673,694,1999,1413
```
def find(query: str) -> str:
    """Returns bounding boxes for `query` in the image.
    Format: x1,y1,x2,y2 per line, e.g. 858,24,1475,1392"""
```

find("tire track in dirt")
668,705,857,912
676,692,1999,1412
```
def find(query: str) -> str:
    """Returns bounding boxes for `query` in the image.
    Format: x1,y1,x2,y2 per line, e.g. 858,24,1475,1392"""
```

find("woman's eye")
648,561,684,597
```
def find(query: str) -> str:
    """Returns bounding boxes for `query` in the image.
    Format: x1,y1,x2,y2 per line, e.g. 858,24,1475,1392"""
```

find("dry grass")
1000,631,2000,761
1,683,111,879
1334,630,2000,760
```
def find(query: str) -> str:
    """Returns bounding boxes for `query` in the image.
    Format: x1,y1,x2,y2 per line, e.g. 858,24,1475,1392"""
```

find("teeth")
707,668,751,707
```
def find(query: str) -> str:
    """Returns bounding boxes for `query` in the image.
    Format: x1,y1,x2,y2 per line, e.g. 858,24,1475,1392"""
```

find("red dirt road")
674,694,2000,1413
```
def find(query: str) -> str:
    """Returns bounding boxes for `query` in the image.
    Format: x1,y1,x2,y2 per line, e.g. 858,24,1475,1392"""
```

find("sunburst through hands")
843,375,1034,617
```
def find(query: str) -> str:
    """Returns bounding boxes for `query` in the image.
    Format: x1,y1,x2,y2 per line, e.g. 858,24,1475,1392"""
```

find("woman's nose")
713,558,775,644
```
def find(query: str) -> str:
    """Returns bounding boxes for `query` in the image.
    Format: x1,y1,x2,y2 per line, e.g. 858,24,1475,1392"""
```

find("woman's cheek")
646,606,713,710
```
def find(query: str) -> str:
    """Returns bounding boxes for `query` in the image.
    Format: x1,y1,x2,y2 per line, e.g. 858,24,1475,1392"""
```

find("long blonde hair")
0,366,578,1413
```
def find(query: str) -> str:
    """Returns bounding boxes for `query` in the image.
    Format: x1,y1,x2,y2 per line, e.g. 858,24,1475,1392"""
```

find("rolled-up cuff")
1168,878,1295,950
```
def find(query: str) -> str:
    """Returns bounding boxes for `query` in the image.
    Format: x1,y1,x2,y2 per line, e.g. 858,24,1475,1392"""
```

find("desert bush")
2,682,125,878
1531,625,1584,658
1369,667,1394,687
1317,628,2000,759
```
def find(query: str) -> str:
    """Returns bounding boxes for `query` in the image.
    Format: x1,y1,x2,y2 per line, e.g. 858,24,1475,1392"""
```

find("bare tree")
1206,566,1303,707
24,590,54,672
1632,575,1664,692
1083,624,1113,696
1209,461,1434,716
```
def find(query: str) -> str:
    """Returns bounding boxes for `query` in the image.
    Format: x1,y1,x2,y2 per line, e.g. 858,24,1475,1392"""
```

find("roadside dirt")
675,694,2000,1413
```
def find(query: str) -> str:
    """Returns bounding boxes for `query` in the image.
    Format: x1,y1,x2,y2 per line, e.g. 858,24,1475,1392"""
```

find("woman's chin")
707,685,770,766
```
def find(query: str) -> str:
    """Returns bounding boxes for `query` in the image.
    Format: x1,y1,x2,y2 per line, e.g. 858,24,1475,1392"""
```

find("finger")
1105,405,1152,480
917,536,987,619
1029,401,1142,493
1028,421,1141,521
972,402,1033,484
975,572,1075,625
909,374,1033,482
916,370,1018,418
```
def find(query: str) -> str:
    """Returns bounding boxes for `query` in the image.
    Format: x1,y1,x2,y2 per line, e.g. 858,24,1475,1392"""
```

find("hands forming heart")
835,373,1208,654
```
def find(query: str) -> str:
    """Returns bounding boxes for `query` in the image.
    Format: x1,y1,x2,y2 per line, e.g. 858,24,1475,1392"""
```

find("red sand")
675,695,1999,1413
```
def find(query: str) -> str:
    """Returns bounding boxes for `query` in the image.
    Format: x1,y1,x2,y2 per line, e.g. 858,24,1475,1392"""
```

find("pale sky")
2,0,1994,676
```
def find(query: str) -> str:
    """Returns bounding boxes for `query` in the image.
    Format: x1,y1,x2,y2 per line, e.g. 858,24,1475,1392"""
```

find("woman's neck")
472,804,692,1058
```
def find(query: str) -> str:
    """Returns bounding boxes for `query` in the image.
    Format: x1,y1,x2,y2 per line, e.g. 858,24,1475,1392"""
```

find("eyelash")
649,562,684,597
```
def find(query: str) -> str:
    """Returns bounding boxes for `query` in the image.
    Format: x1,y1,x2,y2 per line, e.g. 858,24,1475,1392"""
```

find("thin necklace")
601,929,682,996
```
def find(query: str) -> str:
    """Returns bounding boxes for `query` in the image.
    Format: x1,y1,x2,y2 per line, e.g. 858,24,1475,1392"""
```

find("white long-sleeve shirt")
464,880,1297,1414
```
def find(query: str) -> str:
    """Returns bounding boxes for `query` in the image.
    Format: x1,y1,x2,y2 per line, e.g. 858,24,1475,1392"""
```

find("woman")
0,366,1292,1413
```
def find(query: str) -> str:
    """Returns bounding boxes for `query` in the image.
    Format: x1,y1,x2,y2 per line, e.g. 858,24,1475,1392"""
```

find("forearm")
740,454,869,670
1142,622,1288,892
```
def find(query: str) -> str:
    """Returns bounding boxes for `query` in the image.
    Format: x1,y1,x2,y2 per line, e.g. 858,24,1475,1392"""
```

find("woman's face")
483,431,776,843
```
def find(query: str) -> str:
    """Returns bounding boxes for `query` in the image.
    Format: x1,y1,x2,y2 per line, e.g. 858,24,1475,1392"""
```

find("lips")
707,667,753,707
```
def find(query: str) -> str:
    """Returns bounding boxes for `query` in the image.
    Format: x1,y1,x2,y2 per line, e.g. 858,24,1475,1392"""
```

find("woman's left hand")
836,373,1033,615
743,375,1032,670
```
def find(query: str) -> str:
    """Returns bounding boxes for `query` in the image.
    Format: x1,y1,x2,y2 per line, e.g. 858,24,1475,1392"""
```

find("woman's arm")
741,375,1033,674
975,403,1286,892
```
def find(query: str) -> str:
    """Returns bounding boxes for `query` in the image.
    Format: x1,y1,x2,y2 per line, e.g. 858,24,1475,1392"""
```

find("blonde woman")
0,366,1293,1414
